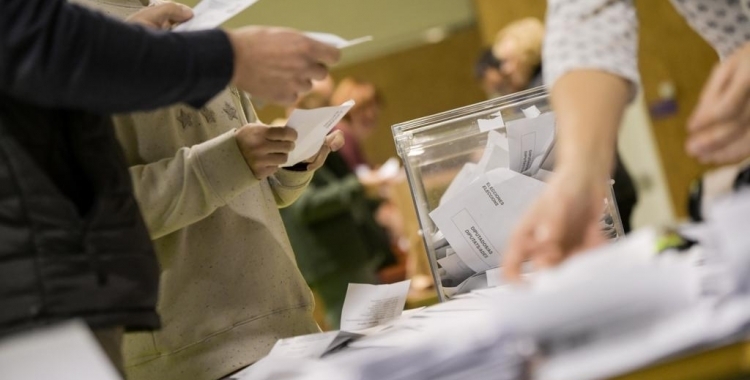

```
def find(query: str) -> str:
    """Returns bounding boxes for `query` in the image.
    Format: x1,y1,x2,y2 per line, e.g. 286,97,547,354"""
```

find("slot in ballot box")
391,86,625,302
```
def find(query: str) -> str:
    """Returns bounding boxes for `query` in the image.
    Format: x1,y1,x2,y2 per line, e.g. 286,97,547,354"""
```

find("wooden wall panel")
635,0,717,217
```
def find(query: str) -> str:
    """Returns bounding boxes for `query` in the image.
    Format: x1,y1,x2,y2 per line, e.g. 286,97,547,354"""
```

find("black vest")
0,97,159,337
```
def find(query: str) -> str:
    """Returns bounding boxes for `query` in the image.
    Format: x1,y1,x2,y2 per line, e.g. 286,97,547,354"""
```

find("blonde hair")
492,18,545,69
330,78,380,112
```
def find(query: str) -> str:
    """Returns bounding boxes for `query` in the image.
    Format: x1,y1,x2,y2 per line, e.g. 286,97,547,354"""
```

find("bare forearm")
552,70,631,180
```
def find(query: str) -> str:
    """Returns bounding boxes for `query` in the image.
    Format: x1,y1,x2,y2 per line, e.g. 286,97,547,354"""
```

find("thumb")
326,131,345,152
151,2,194,25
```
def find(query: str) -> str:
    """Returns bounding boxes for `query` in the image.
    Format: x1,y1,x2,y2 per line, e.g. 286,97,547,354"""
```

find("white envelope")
430,168,546,272
284,100,355,166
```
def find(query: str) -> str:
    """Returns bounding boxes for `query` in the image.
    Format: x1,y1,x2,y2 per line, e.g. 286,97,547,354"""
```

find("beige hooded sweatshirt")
71,1,320,379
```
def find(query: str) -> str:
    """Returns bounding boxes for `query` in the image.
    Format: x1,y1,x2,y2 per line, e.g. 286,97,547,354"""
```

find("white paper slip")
267,330,362,360
305,32,373,49
430,168,546,272
174,0,259,31
476,130,510,175
485,267,503,288
521,105,542,118
439,162,478,206
507,111,556,175
0,320,121,380
340,280,411,332
438,253,475,283
477,113,505,132
284,100,355,166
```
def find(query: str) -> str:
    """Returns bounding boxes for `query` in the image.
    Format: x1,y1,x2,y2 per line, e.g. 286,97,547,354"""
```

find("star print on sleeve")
223,102,239,121
200,107,217,123
177,108,198,130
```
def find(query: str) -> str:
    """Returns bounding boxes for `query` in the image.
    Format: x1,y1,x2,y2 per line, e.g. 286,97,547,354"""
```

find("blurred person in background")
72,1,343,379
0,0,337,373
504,0,750,281
281,78,396,329
474,17,638,233
475,18,545,98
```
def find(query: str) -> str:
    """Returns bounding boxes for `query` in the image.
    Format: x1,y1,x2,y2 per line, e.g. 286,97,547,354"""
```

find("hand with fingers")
235,124,298,180
687,42,750,165
227,27,341,105
299,130,346,172
501,169,608,282
126,1,193,30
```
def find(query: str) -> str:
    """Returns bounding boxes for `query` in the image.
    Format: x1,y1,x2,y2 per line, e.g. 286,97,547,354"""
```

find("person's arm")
126,129,259,239
0,0,233,112
269,170,315,208
503,0,639,280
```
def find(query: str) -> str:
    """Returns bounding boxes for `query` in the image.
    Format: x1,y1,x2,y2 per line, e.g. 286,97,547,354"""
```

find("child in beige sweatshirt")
72,1,342,379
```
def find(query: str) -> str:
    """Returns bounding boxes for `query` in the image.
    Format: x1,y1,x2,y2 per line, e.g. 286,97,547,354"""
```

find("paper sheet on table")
507,111,555,175
284,100,354,166
430,168,546,272
0,321,121,380
305,32,373,49
340,280,411,332
267,330,362,360
174,0,259,31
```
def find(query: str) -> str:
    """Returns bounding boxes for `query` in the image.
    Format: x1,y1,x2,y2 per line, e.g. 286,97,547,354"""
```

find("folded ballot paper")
430,168,546,273
283,100,355,166
431,110,576,296
232,280,413,379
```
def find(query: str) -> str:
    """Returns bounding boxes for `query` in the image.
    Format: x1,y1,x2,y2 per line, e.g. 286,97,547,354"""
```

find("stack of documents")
430,109,554,296
430,109,623,297
233,191,750,380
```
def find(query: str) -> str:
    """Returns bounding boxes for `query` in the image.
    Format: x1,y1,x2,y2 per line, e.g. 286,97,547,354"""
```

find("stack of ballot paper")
429,109,622,297
232,191,750,380
431,109,555,296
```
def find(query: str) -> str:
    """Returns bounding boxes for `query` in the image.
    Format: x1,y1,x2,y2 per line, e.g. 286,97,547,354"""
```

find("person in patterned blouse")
503,0,750,280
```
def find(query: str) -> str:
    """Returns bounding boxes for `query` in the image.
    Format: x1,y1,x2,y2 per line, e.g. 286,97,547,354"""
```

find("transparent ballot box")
391,87,624,302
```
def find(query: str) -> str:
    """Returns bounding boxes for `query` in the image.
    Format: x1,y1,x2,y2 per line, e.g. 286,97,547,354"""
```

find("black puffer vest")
0,97,160,337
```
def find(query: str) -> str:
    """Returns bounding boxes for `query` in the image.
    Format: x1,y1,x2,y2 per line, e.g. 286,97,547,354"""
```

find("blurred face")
349,97,381,141
494,38,534,94
481,67,511,98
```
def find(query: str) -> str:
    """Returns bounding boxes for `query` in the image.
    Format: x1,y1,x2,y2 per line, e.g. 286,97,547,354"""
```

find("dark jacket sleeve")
0,0,233,112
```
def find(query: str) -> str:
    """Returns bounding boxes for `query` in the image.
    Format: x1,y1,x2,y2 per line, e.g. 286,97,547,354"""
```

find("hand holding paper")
283,100,355,166
173,0,260,31
235,124,297,179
